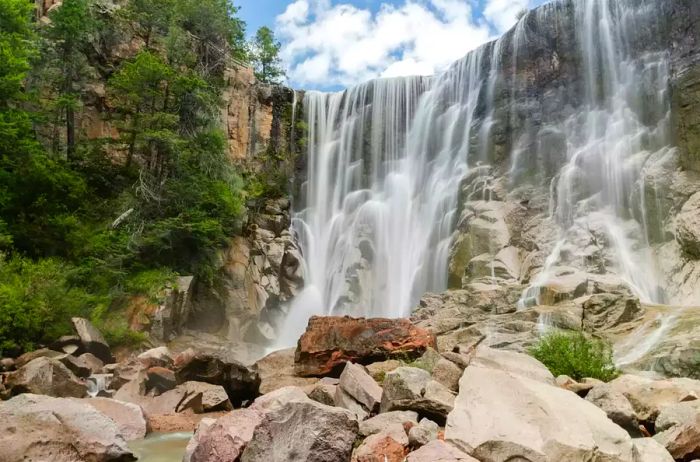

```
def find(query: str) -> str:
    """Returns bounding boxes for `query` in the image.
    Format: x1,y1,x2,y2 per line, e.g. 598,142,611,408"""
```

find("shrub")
528,331,620,382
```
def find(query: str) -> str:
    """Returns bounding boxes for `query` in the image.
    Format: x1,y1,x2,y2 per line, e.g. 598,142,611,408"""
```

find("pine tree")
251,26,284,84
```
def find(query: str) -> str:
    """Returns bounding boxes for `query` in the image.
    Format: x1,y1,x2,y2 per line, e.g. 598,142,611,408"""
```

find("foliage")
0,255,101,356
528,331,620,382
250,26,284,84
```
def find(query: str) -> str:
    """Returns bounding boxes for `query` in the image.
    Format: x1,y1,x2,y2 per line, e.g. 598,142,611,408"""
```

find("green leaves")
529,331,620,382
251,26,284,84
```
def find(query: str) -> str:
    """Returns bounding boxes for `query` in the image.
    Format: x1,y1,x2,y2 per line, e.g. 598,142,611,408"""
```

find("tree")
251,26,284,84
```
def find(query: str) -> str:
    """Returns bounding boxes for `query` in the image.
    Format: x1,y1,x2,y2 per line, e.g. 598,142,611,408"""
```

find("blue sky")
236,0,550,91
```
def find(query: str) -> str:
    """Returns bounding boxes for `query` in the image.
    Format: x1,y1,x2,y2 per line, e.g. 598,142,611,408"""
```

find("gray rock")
470,346,554,384
71,317,113,363
432,358,463,392
334,385,369,421
137,346,173,368
586,385,641,435
79,397,148,441
179,381,233,412
78,352,105,374
308,381,337,406
250,385,309,412
406,440,477,462
241,399,359,462
338,362,383,412
653,401,700,460
5,357,87,398
360,410,418,437
0,393,134,462
676,192,700,257
632,438,674,462
380,367,455,422
408,418,439,447
186,409,262,462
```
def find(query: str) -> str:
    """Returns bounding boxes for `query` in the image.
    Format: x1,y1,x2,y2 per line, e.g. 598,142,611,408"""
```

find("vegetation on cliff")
0,0,286,355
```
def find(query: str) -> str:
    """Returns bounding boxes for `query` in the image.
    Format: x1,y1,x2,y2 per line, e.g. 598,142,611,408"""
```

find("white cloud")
276,0,540,89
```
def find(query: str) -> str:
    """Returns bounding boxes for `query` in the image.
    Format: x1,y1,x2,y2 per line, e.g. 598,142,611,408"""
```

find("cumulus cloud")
276,0,542,89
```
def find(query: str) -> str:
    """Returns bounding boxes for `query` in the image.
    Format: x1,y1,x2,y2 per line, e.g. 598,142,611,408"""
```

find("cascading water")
277,0,677,344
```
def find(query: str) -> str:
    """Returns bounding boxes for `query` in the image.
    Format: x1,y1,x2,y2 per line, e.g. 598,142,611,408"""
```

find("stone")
50,336,85,356
360,410,419,437
106,358,143,390
250,385,309,412
137,346,173,368
632,438,675,462
338,362,383,412
145,366,177,394
0,357,15,372
536,269,590,305
335,385,369,420
78,352,105,374
365,359,402,383
185,409,263,462
240,399,359,462
5,357,87,398
0,393,134,462
295,316,437,376
179,381,233,412
408,418,439,447
14,348,65,368
446,365,638,462
677,192,700,257
71,317,114,363
586,385,641,435
406,440,477,462
254,347,318,394
151,276,194,342
113,379,203,416
432,358,463,392
308,381,337,406
470,346,554,384
175,351,260,406
380,367,455,423
653,401,700,460
352,424,408,462
80,397,148,441
58,353,92,378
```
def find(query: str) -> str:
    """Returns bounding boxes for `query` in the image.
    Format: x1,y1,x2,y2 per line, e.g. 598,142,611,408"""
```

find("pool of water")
128,432,192,462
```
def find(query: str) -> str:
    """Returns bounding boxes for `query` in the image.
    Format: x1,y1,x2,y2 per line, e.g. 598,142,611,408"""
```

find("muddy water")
128,432,192,462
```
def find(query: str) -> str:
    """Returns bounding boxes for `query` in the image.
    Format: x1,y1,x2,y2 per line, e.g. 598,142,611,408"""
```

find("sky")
236,0,550,91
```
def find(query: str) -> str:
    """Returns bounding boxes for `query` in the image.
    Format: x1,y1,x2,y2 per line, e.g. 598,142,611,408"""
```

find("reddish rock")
146,367,177,394
295,316,437,377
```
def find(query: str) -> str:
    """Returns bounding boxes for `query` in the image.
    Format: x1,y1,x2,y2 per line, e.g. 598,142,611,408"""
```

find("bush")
528,331,620,382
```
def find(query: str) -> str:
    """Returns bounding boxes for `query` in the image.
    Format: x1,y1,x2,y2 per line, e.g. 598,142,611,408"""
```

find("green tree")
251,26,284,84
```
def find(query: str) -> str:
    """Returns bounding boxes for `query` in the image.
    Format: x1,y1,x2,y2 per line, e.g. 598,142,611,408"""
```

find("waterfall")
277,0,675,343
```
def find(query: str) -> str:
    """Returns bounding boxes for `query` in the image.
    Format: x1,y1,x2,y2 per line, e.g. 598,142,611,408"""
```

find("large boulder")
352,423,408,462
586,385,641,435
71,317,114,363
380,367,455,423
446,363,651,461
175,351,260,406
406,440,477,462
0,394,134,462
653,401,700,460
360,410,418,437
5,357,87,398
253,348,318,394
240,399,359,462
179,381,233,412
470,346,554,384
79,398,148,441
185,409,263,462
113,379,203,416
295,316,437,376
338,362,383,412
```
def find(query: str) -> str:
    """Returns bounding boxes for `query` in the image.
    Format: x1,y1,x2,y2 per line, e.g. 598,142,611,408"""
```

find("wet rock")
5,357,87,398
295,316,437,376
446,363,639,462
174,351,260,406
360,410,419,437
380,367,455,423
586,384,641,435
408,418,439,447
185,409,262,462
80,397,148,441
254,347,318,394
71,317,114,363
241,399,359,462
338,362,383,412
406,440,477,462
582,293,643,332
536,268,590,305
653,401,700,460
0,393,134,462
352,424,408,462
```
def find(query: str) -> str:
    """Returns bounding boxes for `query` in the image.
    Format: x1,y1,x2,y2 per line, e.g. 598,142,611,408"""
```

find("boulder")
586,384,641,435
145,366,177,394
653,401,700,460
58,353,92,378
0,394,134,462
254,347,318,394
408,418,439,447
677,191,700,257
632,438,675,462
470,346,554,384
0,357,15,372
71,317,113,363
106,359,143,390
432,358,463,392
308,380,337,406
137,346,173,368
334,386,369,421
175,351,260,406
240,399,359,462
78,352,105,374
446,364,639,462
113,379,203,416
179,381,233,412
380,367,455,423
250,385,309,413
338,362,383,412
295,316,437,376
406,440,477,462
185,409,262,462
14,348,65,368
365,359,401,383
352,424,408,462
80,397,148,441
360,410,419,437
5,357,87,398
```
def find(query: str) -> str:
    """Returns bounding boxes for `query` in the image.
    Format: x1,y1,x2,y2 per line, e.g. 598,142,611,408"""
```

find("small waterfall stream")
278,0,676,343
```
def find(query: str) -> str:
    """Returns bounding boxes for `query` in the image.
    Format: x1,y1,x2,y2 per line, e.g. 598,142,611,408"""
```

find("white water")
278,0,674,342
